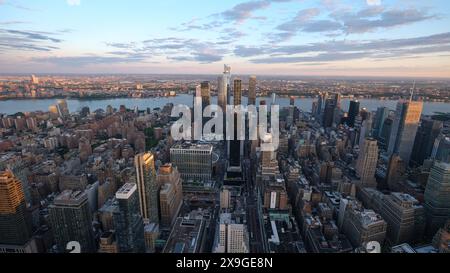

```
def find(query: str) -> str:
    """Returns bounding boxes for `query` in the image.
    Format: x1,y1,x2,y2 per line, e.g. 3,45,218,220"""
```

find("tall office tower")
214,213,249,253
356,138,379,188
358,116,373,147
411,118,443,166
373,107,389,139
380,117,393,148
388,100,423,164
224,65,232,105
49,190,95,253
200,81,211,110
217,76,227,114
322,98,336,128
157,164,183,228
424,162,450,237
386,154,406,191
248,76,257,105
0,171,32,247
431,134,450,163
113,183,145,253
347,100,360,127
170,143,213,182
380,193,424,245
134,152,159,223
57,99,70,117
230,79,242,167
30,74,39,85
233,78,242,106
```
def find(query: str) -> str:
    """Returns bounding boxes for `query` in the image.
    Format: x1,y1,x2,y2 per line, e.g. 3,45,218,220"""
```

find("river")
0,95,449,115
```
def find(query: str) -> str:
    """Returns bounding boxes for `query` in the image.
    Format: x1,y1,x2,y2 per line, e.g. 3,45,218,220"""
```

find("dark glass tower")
113,183,145,253
49,190,95,253
411,117,443,166
347,100,360,127
230,79,242,167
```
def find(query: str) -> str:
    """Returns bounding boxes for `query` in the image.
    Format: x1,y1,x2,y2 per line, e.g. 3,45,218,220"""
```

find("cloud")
271,6,437,42
247,32,450,63
334,7,436,34
32,54,145,67
67,0,80,6
366,0,381,6
0,28,62,52
106,37,227,64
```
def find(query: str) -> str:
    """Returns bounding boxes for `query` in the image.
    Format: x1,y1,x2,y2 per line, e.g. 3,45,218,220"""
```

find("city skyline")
1,0,450,78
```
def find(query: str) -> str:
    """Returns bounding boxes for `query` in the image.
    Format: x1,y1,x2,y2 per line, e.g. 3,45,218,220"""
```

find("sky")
0,0,450,78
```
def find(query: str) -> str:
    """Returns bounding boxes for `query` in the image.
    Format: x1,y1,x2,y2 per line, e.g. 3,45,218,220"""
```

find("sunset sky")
1,0,450,77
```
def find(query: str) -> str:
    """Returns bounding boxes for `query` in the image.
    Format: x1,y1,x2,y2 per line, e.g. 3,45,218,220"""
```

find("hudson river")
0,94,449,115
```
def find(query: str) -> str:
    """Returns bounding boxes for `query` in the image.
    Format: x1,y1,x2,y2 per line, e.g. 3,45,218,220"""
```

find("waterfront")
0,94,449,115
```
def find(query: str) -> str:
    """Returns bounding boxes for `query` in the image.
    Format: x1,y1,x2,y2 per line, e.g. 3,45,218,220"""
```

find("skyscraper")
411,118,443,166
431,134,450,163
373,107,389,139
200,81,211,110
157,164,183,228
230,79,243,168
113,183,145,253
322,98,336,128
49,190,95,253
355,138,379,188
347,100,360,128
57,99,70,117
0,171,32,246
224,65,232,106
424,162,450,237
134,152,159,223
170,143,213,182
217,76,227,113
248,76,257,106
388,100,423,164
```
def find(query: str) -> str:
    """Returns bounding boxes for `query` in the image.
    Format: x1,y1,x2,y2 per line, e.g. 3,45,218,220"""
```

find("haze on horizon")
1,0,450,78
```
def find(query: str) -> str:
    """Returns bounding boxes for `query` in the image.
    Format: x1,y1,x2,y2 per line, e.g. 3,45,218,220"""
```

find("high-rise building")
431,134,450,163
356,138,379,188
113,183,145,253
217,76,227,114
134,152,159,223
388,100,423,164
0,171,32,247
200,81,211,110
248,76,257,106
214,213,249,253
424,162,450,237
385,155,406,192
347,100,360,128
380,193,424,245
170,143,213,182
57,99,70,117
411,117,443,166
230,79,243,167
322,98,336,128
224,65,232,106
98,232,119,253
157,164,183,228
49,190,95,253
373,107,389,139
30,74,39,85
343,206,387,248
